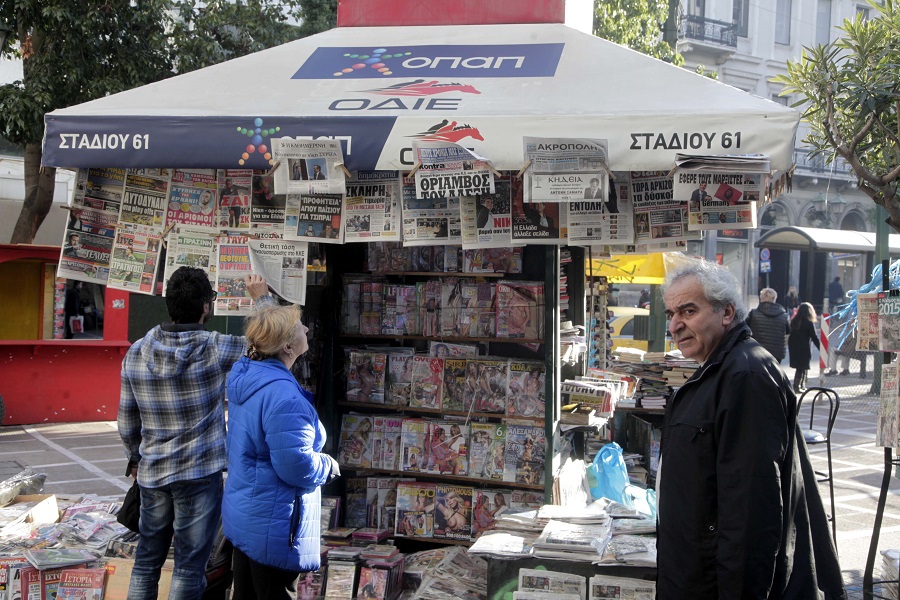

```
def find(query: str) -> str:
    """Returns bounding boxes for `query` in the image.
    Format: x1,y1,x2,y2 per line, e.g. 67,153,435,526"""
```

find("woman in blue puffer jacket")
223,304,340,599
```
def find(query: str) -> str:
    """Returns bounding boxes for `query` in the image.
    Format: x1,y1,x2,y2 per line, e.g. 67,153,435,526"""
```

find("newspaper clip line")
159,222,177,247
666,165,678,179
264,160,282,178
516,159,533,179
335,162,353,179
406,163,423,177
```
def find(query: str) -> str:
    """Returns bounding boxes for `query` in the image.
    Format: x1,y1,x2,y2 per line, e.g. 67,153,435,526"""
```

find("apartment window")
775,0,792,44
687,0,705,16
733,0,750,37
816,0,832,45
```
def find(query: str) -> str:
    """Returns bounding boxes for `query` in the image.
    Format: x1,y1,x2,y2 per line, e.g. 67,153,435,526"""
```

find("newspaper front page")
247,170,286,227
565,189,634,246
215,235,254,316
524,137,609,205
878,294,900,352
271,138,346,195
413,141,495,199
630,171,700,244
167,169,218,228
675,170,762,231
402,174,462,246
877,359,900,448
460,177,513,249
857,292,880,351
162,224,218,296
284,192,345,243
510,176,567,245
248,239,309,305
344,171,401,243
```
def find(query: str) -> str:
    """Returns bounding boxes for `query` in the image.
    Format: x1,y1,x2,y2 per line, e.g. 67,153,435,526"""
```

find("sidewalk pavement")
3,391,900,598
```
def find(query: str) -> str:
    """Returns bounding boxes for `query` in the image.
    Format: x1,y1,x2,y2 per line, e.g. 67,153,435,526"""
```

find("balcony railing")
793,147,856,179
678,14,737,48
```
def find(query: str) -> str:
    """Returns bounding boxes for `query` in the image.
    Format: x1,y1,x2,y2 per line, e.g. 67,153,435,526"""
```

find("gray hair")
664,258,747,323
759,287,777,303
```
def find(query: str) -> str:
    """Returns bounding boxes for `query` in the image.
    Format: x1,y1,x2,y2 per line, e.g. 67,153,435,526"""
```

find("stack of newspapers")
468,510,545,559
532,519,612,562
412,547,487,600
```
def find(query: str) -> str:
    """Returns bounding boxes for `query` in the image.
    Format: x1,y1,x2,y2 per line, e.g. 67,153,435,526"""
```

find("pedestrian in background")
783,285,800,315
789,302,820,394
746,287,790,363
118,267,272,600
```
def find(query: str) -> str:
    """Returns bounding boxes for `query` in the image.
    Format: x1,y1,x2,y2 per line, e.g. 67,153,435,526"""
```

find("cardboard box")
104,558,174,600
0,494,59,534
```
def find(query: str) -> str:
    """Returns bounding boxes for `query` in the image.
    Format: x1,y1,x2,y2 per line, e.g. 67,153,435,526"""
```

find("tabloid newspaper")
629,171,700,244
460,176,514,249
344,171,401,242
588,574,656,599
214,234,255,316
518,568,587,598
565,177,634,246
877,360,900,448
401,174,462,246
674,170,761,231
271,138,344,194
878,293,900,352
284,192,345,243
858,292,880,351
214,168,251,229
248,170,286,227
167,168,218,228
511,176,567,245
162,225,217,296
413,140,495,199
247,239,309,305
524,137,610,206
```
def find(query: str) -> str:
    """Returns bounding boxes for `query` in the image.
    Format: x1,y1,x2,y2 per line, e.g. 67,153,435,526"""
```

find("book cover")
423,420,469,476
467,358,509,414
399,418,428,473
56,568,105,600
506,361,546,418
469,422,506,481
441,358,468,412
338,415,374,468
433,484,474,541
344,477,369,529
472,489,511,535
504,424,546,485
409,356,444,410
394,481,435,538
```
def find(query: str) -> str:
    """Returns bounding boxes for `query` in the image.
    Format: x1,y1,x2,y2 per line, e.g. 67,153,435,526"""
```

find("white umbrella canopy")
42,23,798,172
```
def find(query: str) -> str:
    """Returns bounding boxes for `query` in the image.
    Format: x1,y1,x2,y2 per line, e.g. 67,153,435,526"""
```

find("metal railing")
793,147,856,179
678,14,737,48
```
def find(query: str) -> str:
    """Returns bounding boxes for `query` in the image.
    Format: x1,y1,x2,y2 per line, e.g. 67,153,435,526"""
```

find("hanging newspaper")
166,169,218,228
209,168,251,229
248,239,309,305
247,170,286,227
58,168,125,284
284,192,345,243
674,153,771,173
215,234,255,316
161,224,218,296
877,359,900,448
674,171,762,231
523,137,609,205
271,138,346,195
344,171,401,242
879,293,900,352
460,176,514,249
630,171,700,244
401,174,462,246
510,176,566,245
857,292,880,351
565,181,634,245
413,140,495,199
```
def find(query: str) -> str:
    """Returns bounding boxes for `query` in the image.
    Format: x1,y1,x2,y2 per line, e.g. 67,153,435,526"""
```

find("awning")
42,23,799,172
755,226,900,254
586,252,675,284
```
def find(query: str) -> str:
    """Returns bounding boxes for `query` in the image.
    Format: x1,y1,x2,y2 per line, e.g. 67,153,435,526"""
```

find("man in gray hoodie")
746,287,790,363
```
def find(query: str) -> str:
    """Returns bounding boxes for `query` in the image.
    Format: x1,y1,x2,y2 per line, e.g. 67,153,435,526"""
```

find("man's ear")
722,303,736,326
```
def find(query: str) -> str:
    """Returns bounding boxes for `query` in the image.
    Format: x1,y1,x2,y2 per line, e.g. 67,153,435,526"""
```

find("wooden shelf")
337,401,545,424
338,465,545,491
615,406,666,414
394,535,472,547
338,334,544,344
373,271,506,278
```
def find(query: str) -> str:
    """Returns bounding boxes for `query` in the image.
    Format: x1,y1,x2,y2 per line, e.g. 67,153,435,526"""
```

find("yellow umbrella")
585,252,679,284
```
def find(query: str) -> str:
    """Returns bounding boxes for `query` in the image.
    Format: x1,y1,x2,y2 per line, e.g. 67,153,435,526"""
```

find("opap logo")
292,43,564,79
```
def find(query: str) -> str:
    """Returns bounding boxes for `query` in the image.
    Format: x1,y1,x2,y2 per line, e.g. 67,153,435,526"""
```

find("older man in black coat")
746,287,790,363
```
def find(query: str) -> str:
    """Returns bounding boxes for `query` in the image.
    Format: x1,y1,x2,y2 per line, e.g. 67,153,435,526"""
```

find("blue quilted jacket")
222,356,333,571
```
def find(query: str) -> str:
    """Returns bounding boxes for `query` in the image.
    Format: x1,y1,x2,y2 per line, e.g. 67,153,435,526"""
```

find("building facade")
674,0,876,308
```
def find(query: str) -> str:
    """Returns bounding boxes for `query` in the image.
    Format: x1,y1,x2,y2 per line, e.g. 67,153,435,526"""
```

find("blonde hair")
244,304,302,358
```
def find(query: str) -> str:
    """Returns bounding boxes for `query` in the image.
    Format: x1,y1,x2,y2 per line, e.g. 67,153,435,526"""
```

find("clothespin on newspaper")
159,222,177,247
335,162,352,179
488,164,503,179
666,164,678,179
516,159,532,179
264,160,281,177
598,160,614,182
406,163,423,178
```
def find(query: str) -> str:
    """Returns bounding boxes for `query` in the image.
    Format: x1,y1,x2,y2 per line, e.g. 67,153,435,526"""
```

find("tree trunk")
9,143,57,244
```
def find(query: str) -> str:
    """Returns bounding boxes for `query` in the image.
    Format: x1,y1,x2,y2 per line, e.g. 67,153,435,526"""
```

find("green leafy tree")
1,0,335,244
774,0,900,231
593,0,683,65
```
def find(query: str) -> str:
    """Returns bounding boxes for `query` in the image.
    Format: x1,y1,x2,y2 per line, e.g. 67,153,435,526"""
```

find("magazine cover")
429,341,479,357
382,416,404,471
511,490,545,510
440,280,465,337
409,356,444,410
497,281,544,339
399,418,429,473
296,570,325,600
366,478,381,529
386,351,415,406
56,568,105,600
339,415,374,468
357,566,388,600
371,415,386,469
469,422,506,481
433,484,474,541
506,361,546,418
466,358,510,414
344,477,369,529
346,351,387,404
325,562,359,598
395,481,435,538
423,420,469,476
504,425,546,485
376,477,407,533
441,358,469,412
472,489,511,535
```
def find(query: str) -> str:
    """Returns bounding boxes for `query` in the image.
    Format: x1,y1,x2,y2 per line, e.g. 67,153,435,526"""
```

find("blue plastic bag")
586,442,630,505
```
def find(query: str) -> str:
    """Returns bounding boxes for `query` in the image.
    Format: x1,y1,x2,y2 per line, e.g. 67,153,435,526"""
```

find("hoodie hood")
138,325,216,378
228,356,299,406
756,301,787,318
